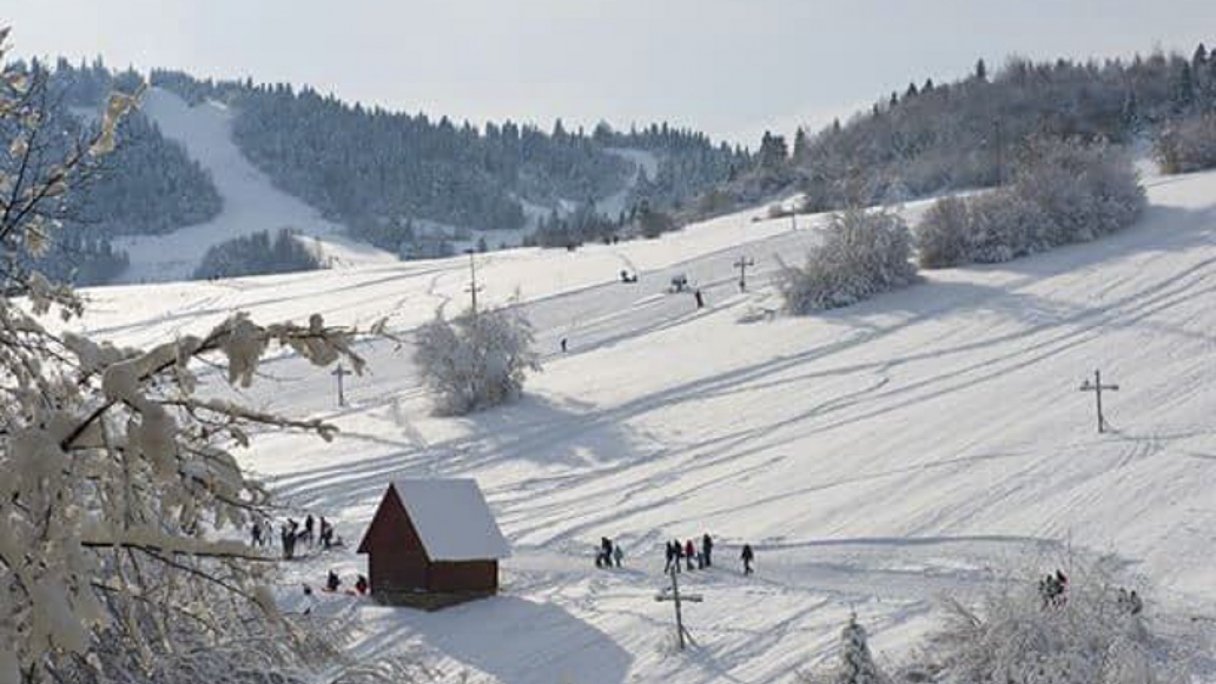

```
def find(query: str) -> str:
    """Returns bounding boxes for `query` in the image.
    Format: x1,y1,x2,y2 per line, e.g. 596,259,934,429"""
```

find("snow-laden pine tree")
833,615,887,684
414,304,540,415
0,30,405,684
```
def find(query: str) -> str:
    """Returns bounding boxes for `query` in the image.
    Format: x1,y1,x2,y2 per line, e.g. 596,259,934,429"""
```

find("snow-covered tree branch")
0,29,396,684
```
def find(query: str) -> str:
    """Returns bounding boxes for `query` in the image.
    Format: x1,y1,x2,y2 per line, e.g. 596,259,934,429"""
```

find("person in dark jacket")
702,533,714,567
304,514,315,546
326,569,340,592
741,543,754,575
671,539,683,573
694,289,705,309
664,541,675,573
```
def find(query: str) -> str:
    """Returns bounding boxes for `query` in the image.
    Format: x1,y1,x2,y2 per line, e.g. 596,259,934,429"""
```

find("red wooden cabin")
357,479,510,606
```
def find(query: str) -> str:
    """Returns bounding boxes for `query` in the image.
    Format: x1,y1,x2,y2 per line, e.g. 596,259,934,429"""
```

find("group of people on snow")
325,569,368,595
595,534,757,576
596,537,624,568
300,571,370,615
1038,569,1069,608
251,513,342,560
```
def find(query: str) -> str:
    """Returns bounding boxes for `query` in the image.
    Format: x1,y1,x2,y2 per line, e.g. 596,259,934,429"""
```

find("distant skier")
250,520,263,547
694,289,705,309
684,539,696,571
319,517,334,549
1117,588,1143,615
304,514,315,546
281,525,296,560
702,533,714,568
355,575,369,596
664,541,676,573
302,584,316,615
326,569,340,592
560,337,568,353
612,543,623,568
741,543,754,575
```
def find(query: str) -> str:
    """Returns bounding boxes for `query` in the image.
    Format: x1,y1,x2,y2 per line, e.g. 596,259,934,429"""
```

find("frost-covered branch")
0,28,396,684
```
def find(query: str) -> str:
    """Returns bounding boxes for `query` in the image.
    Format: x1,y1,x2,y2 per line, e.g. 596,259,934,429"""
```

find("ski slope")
70,169,1216,682
112,88,398,283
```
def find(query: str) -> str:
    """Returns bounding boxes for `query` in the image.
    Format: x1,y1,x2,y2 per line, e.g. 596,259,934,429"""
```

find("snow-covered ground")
70,168,1216,682
112,88,398,283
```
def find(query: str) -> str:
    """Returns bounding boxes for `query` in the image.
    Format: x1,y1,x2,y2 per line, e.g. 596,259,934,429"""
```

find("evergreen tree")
975,58,988,81
833,615,886,684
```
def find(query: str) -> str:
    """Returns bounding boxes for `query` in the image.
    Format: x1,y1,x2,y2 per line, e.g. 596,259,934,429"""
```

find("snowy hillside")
112,88,398,283
69,168,1216,682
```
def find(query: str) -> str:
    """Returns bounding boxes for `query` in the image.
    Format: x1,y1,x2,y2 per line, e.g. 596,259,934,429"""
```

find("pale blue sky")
4,0,1214,146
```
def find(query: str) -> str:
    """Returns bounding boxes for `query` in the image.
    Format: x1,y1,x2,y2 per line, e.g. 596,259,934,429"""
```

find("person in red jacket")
684,539,696,571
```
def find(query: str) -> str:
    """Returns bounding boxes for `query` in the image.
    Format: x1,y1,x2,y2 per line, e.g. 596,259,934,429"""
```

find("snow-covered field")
69,167,1216,682
112,88,398,283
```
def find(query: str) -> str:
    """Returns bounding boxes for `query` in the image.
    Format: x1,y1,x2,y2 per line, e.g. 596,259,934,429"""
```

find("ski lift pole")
655,565,702,649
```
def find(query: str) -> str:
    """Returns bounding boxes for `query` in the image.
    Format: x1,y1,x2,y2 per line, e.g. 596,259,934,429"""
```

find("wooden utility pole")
994,118,1004,185
654,566,702,650
1079,369,1119,433
734,256,756,292
332,363,350,407
464,249,483,316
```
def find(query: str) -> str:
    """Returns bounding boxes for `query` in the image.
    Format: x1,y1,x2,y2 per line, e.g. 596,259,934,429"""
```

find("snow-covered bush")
915,138,1145,267
1155,113,1216,174
414,304,541,415
914,196,971,268
918,562,1194,684
800,615,889,684
778,207,917,312
0,31,398,684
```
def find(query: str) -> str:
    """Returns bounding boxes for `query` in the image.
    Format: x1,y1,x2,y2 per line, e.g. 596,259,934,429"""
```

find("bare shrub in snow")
0,31,401,684
414,304,541,415
915,138,1145,267
778,207,917,313
917,562,1194,684
1155,113,1216,174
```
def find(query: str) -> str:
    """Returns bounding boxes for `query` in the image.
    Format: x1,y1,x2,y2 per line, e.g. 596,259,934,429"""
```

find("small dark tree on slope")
835,615,887,684
800,615,888,684
414,305,541,415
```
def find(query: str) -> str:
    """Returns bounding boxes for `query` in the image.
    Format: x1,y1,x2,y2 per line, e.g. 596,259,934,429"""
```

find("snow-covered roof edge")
390,478,512,561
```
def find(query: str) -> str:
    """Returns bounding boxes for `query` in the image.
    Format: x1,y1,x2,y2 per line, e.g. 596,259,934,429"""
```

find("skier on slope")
702,533,714,568
684,539,696,571
741,543,755,575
